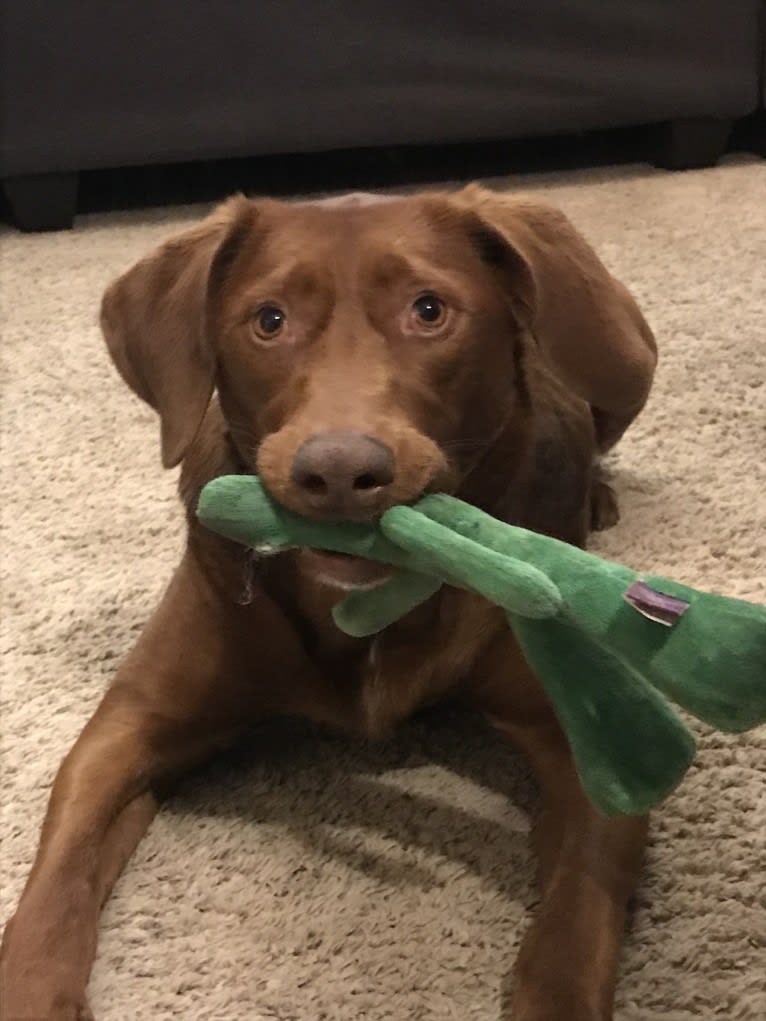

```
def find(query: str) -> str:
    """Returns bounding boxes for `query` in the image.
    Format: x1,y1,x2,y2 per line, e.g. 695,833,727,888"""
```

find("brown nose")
291,432,395,517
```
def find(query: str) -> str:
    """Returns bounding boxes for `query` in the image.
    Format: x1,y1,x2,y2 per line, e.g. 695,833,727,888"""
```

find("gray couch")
2,1,763,230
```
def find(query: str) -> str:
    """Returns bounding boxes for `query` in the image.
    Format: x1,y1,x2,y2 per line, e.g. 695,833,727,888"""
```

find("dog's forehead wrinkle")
263,198,458,283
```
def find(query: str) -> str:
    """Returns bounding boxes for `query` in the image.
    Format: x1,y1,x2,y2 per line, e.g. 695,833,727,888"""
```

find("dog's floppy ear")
454,184,658,450
100,195,253,468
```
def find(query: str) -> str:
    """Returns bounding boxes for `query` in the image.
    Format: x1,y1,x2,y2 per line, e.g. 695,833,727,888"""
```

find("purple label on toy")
624,581,690,627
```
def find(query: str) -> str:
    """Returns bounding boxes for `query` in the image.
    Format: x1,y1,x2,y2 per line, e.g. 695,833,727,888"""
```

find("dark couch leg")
737,111,766,156
3,172,79,231
655,118,733,170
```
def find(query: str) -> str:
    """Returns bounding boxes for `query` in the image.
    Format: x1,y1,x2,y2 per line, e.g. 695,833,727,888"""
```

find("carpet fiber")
1,157,765,1021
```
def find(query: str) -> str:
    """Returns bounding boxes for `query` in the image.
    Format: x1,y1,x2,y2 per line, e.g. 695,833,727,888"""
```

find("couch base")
4,116,763,232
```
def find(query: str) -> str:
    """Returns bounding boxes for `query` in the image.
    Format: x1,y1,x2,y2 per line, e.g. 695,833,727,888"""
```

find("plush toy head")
197,475,766,816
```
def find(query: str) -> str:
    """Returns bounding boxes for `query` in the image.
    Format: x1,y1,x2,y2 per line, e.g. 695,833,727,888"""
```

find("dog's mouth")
295,472,456,592
256,441,457,593
289,464,461,592
299,549,394,591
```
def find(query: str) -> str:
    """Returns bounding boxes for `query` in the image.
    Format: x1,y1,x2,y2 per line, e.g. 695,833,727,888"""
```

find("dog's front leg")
1,697,160,1021
0,553,320,1021
506,718,648,1021
474,641,648,1021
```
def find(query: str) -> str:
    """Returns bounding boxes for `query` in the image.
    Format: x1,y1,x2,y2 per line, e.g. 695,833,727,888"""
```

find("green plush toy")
197,475,766,817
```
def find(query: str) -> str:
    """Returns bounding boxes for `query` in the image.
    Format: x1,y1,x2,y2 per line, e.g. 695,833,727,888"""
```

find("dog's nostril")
353,472,381,491
303,473,327,495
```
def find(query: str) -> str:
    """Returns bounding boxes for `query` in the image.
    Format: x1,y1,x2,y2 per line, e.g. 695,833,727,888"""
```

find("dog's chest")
282,560,506,735
352,588,505,735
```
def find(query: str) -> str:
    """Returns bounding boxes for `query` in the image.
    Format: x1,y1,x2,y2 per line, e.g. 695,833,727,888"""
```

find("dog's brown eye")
412,293,445,326
252,305,286,340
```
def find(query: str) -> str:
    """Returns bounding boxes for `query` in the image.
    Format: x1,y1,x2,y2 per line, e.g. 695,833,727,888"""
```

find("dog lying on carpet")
0,186,658,1021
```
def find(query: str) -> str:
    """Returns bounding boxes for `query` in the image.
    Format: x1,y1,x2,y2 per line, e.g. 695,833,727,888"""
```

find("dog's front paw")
512,960,610,1021
1,922,95,1021
513,997,608,1021
512,980,609,1021
0,983,93,1021
0,986,93,1021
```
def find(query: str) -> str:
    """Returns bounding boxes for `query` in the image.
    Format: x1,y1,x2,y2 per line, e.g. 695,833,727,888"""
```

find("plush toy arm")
197,475,293,551
380,506,562,619
334,573,443,637
197,475,412,566
414,493,633,582
333,503,565,637
510,613,696,816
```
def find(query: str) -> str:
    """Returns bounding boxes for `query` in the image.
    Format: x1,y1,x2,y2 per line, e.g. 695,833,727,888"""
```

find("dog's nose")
291,432,395,517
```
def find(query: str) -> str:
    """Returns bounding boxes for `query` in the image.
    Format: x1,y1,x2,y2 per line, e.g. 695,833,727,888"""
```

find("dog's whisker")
441,437,494,457
224,419,262,462
225,418,259,440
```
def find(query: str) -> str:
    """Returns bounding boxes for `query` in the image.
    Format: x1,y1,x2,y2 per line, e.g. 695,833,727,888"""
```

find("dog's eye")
252,305,286,341
412,293,446,327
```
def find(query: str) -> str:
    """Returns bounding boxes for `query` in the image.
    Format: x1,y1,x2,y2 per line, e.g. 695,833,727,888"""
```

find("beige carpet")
1,157,765,1021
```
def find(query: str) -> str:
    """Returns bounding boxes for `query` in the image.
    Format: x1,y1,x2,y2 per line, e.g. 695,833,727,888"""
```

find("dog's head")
101,186,655,587
101,188,536,499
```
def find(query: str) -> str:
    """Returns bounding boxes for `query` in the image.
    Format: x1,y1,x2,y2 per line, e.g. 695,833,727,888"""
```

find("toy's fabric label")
624,580,690,627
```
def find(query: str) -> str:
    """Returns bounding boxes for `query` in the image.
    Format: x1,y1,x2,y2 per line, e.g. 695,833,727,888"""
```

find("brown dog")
0,185,657,1021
